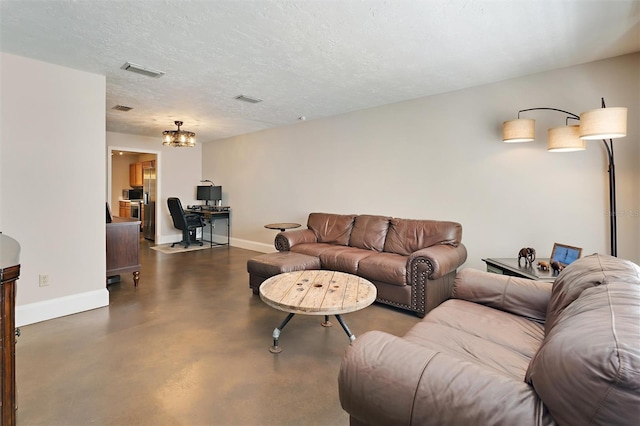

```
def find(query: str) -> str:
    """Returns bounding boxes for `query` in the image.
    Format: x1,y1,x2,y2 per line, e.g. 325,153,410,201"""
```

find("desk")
106,217,141,286
186,209,230,247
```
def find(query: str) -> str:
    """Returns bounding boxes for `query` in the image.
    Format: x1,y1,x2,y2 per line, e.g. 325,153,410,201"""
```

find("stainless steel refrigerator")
142,165,156,241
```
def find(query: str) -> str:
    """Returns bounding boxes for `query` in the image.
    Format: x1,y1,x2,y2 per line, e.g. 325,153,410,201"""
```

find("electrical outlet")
39,274,49,287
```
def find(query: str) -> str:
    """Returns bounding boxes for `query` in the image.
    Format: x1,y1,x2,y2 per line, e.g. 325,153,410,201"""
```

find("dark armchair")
167,197,205,248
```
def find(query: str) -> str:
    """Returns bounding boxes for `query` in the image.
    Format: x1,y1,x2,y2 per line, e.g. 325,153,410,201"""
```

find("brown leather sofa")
338,254,640,425
270,213,467,317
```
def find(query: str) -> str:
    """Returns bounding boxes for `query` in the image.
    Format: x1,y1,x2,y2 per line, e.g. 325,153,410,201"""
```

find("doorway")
107,147,161,243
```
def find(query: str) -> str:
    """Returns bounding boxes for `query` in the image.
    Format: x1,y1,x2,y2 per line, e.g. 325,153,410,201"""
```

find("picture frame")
550,243,582,266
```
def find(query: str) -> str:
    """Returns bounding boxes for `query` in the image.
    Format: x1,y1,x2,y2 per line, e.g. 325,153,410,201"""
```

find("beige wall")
0,53,108,325
202,53,640,268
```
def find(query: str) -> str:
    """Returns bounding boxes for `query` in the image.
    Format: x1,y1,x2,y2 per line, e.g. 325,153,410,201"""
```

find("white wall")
106,132,202,244
203,53,640,268
0,53,108,326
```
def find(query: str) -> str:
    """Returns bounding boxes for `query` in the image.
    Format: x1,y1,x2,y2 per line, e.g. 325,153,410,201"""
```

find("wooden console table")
106,218,141,286
1,233,20,426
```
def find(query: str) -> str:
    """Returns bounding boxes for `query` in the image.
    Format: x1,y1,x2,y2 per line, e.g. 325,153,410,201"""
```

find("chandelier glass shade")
162,121,196,147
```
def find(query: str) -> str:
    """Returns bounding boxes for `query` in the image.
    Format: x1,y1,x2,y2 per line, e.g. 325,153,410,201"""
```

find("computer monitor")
196,185,222,205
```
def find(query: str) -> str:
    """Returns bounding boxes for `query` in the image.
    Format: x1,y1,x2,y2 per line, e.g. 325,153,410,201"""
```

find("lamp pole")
600,99,617,256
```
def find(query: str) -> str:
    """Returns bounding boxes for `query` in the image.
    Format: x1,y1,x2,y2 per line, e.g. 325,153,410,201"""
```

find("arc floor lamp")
502,98,628,257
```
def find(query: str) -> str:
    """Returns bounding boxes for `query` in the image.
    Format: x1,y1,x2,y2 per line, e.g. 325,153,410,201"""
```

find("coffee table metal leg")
269,313,295,353
321,314,332,327
335,315,356,342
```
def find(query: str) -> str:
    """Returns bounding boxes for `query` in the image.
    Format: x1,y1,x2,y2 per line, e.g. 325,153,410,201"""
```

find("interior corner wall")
202,53,640,269
106,132,203,245
0,52,108,326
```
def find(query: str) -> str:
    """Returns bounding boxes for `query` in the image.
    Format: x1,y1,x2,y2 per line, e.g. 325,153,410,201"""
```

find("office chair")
167,197,206,248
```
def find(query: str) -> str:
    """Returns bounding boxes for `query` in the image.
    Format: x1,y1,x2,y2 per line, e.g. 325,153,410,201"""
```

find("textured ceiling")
1,0,638,143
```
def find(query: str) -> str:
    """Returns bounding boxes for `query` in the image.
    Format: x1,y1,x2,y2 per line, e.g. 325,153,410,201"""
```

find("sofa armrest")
274,229,317,251
409,243,468,280
406,244,467,316
339,331,554,426
339,331,438,425
453,268,551,323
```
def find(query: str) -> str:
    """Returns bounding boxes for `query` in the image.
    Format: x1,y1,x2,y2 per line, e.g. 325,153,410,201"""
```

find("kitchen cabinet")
119,201,130,218
129,161,155,188
129,162,143,187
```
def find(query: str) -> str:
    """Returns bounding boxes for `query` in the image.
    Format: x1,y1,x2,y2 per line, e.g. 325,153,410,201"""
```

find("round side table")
264,223,301,232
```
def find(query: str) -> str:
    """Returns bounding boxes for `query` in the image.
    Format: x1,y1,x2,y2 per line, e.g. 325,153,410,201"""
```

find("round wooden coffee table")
260,270,377,353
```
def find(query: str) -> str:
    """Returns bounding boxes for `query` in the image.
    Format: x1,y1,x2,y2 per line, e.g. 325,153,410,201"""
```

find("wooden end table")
482,258,557,282
260,270,377,353
264,223,301,232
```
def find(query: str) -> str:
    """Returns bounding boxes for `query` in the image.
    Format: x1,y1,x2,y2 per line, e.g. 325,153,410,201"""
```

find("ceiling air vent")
234,94,263,104
112,105,133,112
120,62,165,78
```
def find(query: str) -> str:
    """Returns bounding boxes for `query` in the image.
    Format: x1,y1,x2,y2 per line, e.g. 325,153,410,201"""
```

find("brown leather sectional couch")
338,254,640,425
270,212,467,317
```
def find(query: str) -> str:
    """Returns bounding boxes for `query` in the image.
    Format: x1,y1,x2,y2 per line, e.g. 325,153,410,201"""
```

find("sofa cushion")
349,215,390,251
526,281,640,425
247,252,321,277
319,246,376,274
339,330,553,426
291,242,336,258
358,252,407,286
405,299,545,379
545,253,640,333
383,218,462,256
307,213,356,246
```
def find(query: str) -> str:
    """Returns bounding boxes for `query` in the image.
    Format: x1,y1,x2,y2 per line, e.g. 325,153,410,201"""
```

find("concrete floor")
16,240,420,426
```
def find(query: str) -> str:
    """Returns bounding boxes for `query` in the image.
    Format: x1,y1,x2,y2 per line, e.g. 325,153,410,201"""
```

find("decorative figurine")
537,261,550,271
551,261,564,274
518,247,536,267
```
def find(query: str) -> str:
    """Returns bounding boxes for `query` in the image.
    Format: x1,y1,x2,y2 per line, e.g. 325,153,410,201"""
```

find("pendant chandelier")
162,121,196,147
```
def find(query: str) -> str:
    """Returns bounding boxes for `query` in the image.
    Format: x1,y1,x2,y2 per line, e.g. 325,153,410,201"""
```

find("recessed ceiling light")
120,62,165,78
112,105,133,112
234,94,263,104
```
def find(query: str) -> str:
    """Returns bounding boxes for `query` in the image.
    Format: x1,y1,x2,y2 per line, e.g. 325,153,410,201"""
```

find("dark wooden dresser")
106,218,141,286
1,233,20,426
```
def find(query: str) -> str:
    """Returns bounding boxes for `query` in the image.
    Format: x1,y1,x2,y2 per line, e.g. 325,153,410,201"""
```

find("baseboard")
230,237,274,253
16,288,109,327
154,234,273,253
